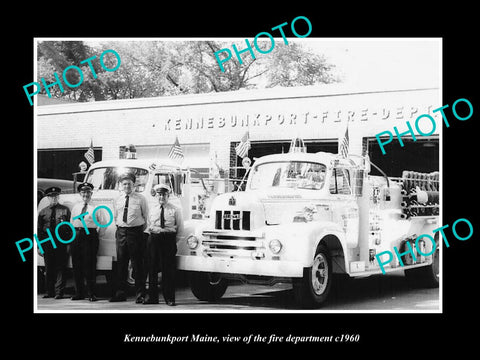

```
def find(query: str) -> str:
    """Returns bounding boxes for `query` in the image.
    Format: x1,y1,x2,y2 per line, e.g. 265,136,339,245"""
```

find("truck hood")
210,188,324,227
257,188,322,225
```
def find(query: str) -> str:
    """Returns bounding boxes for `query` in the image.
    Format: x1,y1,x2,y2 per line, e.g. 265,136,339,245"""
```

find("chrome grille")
215,210,250,230
201,232,264,258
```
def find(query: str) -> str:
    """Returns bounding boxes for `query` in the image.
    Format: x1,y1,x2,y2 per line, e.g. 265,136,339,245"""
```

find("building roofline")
37,83,439,116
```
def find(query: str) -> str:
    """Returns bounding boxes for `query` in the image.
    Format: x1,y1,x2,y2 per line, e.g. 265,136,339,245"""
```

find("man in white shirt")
143,184,183,306
110,172,149,303
70,182,107,302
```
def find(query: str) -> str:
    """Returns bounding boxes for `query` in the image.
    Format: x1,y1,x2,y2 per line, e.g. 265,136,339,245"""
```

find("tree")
265,42,337,87
170,40,265,93
37,41,106,101
37,40,338,102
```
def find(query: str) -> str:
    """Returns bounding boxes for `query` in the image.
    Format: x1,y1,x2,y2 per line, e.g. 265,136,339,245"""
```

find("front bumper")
176,254,304,278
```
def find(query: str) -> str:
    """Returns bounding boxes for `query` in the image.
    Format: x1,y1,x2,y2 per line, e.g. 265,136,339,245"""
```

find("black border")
8,4,478,353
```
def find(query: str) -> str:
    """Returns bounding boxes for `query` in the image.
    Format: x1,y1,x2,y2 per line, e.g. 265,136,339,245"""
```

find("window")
329,168,352,195
85,167,149,193
151,173,182,196
250,161,326,190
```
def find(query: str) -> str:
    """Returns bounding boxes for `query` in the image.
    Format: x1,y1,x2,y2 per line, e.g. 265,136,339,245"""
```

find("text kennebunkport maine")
123,333,360,345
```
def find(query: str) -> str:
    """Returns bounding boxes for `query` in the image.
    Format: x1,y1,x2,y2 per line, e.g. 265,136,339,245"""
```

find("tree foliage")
37,41,105,101
37,40,338,102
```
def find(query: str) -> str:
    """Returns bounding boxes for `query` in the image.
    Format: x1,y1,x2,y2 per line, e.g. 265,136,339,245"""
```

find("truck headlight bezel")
186,235,199,249
269,239,283,254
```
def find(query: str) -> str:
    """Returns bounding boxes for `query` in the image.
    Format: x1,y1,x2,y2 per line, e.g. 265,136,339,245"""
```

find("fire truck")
177,148,440,308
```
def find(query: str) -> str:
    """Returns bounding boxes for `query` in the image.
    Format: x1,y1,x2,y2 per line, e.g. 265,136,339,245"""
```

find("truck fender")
176,219,211,256
273,221,347,272
265,221,347,270
302,221,347,273
314,233,348,274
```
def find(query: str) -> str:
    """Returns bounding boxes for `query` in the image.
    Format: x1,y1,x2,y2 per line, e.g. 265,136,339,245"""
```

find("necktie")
123,195,129,223
160,205,165,228
81,202,88,214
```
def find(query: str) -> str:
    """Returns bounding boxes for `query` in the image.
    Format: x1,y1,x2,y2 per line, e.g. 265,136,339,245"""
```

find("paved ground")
36,270,439,312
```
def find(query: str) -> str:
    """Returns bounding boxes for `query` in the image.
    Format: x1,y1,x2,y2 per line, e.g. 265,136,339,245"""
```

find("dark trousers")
71,228,99,296
146,232,177,302
114,226,146,297
43,242,68,296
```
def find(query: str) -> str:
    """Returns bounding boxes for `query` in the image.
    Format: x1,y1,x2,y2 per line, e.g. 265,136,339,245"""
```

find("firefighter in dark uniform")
70,182,107,301
37,186,71,299
144,184,183,306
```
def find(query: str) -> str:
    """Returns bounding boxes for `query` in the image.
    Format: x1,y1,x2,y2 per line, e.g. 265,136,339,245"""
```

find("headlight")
269,239,283,254
186,235,199,249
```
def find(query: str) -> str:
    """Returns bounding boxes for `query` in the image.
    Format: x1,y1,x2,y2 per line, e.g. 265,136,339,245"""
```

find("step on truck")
177,150,440,308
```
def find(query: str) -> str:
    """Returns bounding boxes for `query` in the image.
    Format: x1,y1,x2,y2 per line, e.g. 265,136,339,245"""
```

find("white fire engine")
177,147,440,308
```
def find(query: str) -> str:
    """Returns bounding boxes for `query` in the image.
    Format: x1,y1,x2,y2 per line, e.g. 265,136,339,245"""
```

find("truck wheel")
405,241,439,288
189,272,228,301
293,245,332,308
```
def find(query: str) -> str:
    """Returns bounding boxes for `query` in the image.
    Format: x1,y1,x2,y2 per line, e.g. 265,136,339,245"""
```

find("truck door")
329,167,359,248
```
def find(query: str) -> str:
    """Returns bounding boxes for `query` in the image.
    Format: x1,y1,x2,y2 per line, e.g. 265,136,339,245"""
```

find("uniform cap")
77,182,94,192
153,183,171,193
45,186,61,196
118,172,136,183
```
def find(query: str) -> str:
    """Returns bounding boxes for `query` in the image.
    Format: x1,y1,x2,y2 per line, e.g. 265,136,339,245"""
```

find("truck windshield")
85,167,149,192
250,161,326,190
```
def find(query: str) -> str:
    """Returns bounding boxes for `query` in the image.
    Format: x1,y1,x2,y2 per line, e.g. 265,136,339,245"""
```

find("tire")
189,272,228,301
292,244,332,308
405,240,439,288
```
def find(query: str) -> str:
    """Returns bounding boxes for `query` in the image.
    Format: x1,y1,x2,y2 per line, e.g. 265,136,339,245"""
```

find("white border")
33,37,443,314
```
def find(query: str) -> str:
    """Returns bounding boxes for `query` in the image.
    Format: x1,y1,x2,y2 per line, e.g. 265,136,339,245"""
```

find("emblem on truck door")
229,196,236,206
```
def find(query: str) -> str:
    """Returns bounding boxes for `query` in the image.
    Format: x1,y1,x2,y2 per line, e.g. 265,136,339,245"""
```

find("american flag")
168,136,184,162
84,140,95,165
235,131,251,158
339,125,349,158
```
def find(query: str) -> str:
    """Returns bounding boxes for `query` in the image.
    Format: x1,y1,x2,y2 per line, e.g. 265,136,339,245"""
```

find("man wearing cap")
144,183,183,306
37,187,71,299
70,182,106,301
110,172,149,303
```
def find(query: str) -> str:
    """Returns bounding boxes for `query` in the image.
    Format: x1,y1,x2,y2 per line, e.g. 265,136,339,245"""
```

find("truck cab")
177,151,439,308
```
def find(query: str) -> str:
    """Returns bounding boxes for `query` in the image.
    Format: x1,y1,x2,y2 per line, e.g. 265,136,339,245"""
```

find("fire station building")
36,84,441,181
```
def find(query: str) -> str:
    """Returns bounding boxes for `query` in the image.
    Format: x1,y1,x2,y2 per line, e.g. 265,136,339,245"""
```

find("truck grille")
215,210,251,230
201,232,263,258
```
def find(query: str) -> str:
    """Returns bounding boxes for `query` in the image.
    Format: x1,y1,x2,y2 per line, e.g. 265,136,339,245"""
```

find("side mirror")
364,155,371,174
